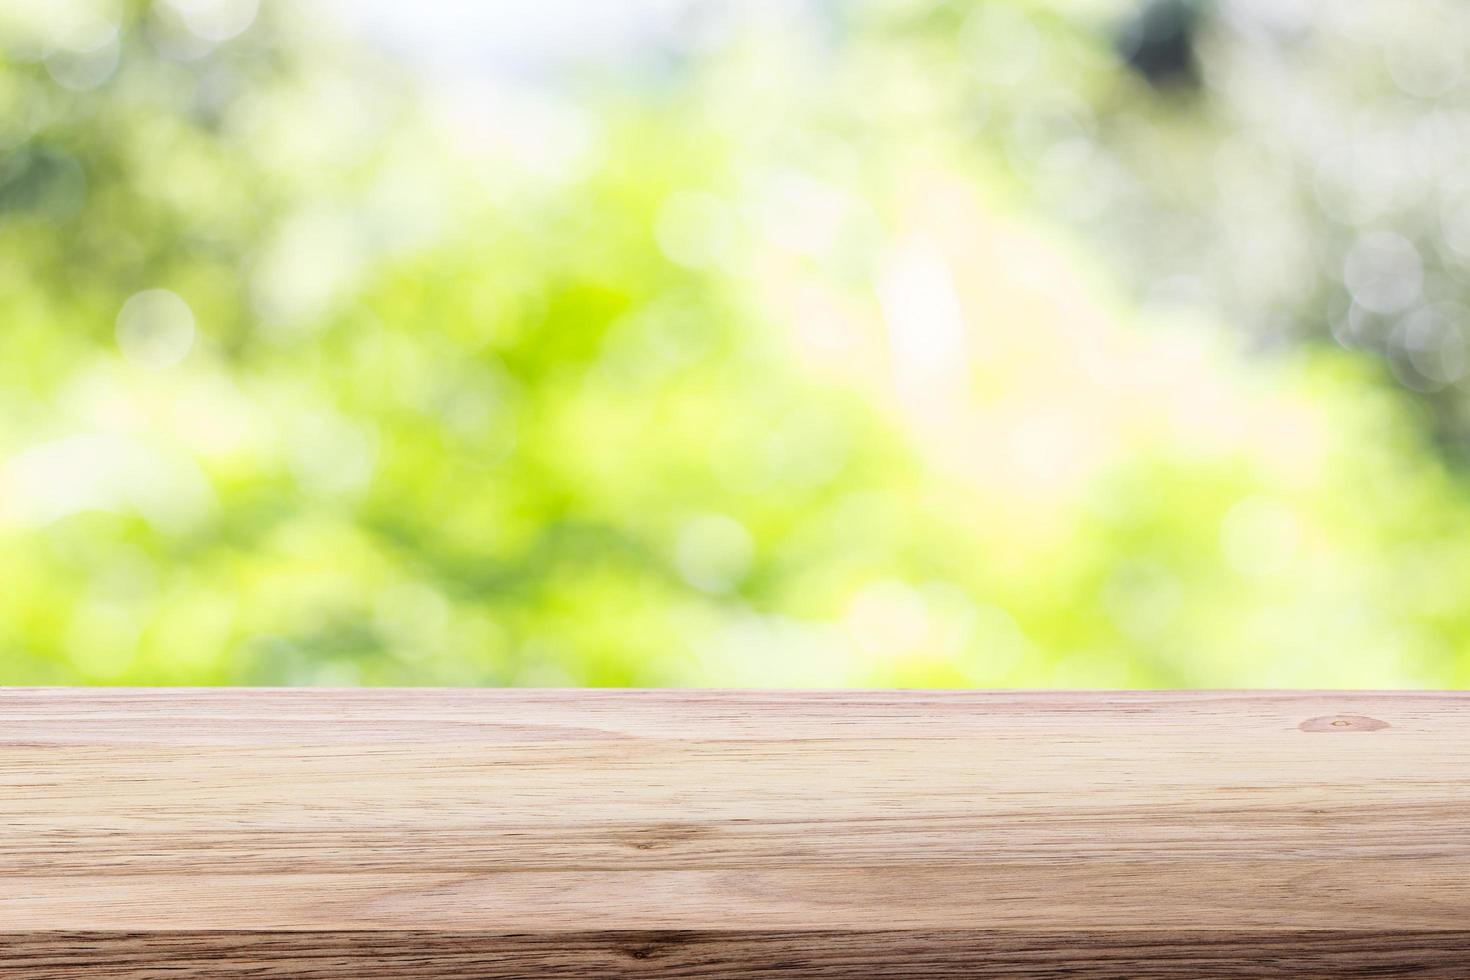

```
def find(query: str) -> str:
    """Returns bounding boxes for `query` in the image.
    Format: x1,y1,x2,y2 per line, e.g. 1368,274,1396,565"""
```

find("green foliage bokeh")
4,1,1470,687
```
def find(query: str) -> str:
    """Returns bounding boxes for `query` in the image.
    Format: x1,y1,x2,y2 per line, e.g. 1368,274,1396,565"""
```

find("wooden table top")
2,688,1468,977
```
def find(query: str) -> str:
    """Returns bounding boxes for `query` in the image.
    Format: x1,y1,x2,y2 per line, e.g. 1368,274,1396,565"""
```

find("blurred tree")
899,0,1470,460
2,0,1470,689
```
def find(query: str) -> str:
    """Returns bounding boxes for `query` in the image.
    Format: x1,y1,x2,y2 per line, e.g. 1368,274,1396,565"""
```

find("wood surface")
1,689,1467,977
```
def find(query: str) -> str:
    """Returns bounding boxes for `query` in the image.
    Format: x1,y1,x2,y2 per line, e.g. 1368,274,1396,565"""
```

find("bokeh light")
4,0,1470,688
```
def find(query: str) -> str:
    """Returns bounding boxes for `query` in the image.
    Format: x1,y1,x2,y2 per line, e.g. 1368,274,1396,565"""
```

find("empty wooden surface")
2,689,1468,977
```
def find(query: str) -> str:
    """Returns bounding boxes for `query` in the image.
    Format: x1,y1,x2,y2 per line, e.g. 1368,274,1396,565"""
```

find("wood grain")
2,689,1467,977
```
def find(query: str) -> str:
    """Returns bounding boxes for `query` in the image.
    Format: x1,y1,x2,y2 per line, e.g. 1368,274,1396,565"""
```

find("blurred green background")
3,0,1469,687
